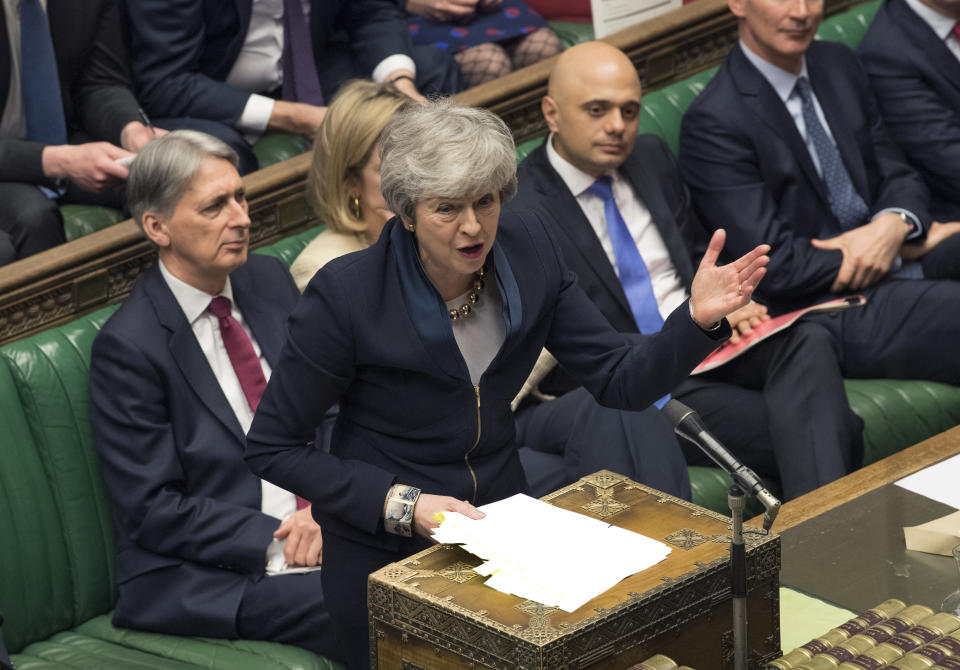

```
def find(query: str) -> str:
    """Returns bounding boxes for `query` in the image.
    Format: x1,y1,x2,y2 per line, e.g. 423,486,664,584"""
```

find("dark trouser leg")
516,446,568,498
515,386,691,500
411,44,464,94
675,321,862,500
0,182,65,265
322,533,429,670
236,570,341,661
153,117,259,175
809,278,960,384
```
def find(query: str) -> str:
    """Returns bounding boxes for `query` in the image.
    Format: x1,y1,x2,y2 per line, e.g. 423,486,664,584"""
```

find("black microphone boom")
661,399,781,531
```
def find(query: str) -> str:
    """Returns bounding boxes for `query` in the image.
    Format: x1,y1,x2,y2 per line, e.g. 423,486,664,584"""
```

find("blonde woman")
290,81,412,291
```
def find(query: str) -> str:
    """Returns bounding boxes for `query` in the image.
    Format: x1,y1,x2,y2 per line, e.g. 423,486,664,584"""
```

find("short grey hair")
127,130,239,228
379,100,518,223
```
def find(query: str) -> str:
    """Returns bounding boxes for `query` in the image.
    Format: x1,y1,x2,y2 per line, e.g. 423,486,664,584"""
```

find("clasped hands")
811,212,960,292
688,229,770,330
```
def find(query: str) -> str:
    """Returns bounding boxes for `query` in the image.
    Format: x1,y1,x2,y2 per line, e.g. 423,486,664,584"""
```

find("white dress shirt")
159,260,315,575
1,0,47,137
227,0,416,135
545,134,688,321
739,40,921,239
905,0,960,61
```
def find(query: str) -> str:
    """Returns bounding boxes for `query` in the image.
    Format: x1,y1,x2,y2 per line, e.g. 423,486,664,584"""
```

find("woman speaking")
245,100,768,668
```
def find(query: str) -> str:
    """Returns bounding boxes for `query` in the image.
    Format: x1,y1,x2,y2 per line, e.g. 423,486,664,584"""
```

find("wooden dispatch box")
368,471,781,669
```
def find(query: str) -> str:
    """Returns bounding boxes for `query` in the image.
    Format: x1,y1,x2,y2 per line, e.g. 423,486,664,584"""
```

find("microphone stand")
728,485,748,670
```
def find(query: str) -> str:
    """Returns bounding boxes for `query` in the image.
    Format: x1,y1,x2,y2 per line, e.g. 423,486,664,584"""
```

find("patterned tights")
453,27,562,87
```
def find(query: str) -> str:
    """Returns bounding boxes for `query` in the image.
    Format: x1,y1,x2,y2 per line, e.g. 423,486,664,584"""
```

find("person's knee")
0,232,16,267
4,195,63,257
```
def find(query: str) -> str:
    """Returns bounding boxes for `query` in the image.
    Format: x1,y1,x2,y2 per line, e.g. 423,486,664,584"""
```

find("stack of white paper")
431,493,671,612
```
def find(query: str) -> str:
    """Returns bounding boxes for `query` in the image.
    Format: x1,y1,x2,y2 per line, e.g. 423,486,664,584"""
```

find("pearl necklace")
448,267,486,322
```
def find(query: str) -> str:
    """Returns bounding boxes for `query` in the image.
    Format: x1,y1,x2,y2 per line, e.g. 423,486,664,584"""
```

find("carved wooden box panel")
368,471,781,669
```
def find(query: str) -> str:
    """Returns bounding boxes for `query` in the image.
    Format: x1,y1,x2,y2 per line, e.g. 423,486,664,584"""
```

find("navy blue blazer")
510,136,705,395
89,255,302,638
245,210,728,553
511,136,701,336
858,0,960,220
125,0,416,124
679,41,931,312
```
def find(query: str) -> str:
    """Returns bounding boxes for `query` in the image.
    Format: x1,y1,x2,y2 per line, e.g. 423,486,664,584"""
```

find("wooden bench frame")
0,0,863,346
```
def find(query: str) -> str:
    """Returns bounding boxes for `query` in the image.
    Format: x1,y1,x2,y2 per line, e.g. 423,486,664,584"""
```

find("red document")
691,295,867,375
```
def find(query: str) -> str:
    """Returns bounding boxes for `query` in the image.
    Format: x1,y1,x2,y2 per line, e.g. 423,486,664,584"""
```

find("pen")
138,107,155,137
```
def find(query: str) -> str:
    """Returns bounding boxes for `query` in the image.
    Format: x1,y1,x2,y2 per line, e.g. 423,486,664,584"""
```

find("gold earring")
407,222,416,232
349,195,361,220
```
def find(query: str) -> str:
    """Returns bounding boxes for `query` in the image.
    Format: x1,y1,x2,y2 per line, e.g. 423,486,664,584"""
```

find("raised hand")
689,229,770,329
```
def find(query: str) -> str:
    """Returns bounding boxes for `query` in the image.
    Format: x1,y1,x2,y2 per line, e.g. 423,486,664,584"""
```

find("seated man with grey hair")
88,130,340,661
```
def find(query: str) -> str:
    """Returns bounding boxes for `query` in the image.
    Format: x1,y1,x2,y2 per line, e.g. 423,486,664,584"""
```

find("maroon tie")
208,297,309,510
953,22,960,44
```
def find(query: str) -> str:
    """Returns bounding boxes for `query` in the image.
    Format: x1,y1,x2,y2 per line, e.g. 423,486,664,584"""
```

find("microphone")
661,399,781,532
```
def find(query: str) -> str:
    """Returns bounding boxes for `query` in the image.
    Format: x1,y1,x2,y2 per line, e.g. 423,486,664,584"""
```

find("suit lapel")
232,266,284,368
806,48,871,202
526,143,635,322
730,46,831,207
620,149,695,289
144,266,246,444
892,0,960,90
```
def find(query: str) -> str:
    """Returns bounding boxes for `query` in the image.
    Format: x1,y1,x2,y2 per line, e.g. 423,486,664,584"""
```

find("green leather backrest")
0,231,320,653
252,226,324,266
815,0,881,46
637,67,719,155
0,307,117,653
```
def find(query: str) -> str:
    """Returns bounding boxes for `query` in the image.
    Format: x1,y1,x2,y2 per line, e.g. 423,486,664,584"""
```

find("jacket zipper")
464,385,481,503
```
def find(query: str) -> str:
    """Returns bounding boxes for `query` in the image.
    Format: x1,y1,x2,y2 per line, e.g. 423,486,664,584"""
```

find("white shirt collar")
545,133,620,198
158,258,235,325
739,39,811,103
904,0,957,41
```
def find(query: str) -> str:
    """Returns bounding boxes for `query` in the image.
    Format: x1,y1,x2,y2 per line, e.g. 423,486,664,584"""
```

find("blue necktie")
794,77,868,230
20,0,67,147
588,176,669,409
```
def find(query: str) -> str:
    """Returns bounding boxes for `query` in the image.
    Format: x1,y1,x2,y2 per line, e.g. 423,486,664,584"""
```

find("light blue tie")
20,0,67,147
588,176,669,409
794,77,868,230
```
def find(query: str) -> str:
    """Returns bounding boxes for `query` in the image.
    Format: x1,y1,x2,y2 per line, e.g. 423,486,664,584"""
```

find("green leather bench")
516,0,960,511
0,228,340,670
59,133,310,243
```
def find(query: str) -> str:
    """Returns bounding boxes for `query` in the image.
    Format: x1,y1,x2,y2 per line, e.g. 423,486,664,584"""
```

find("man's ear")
542,96,561,135
728,0,747,19
141,211,171,248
